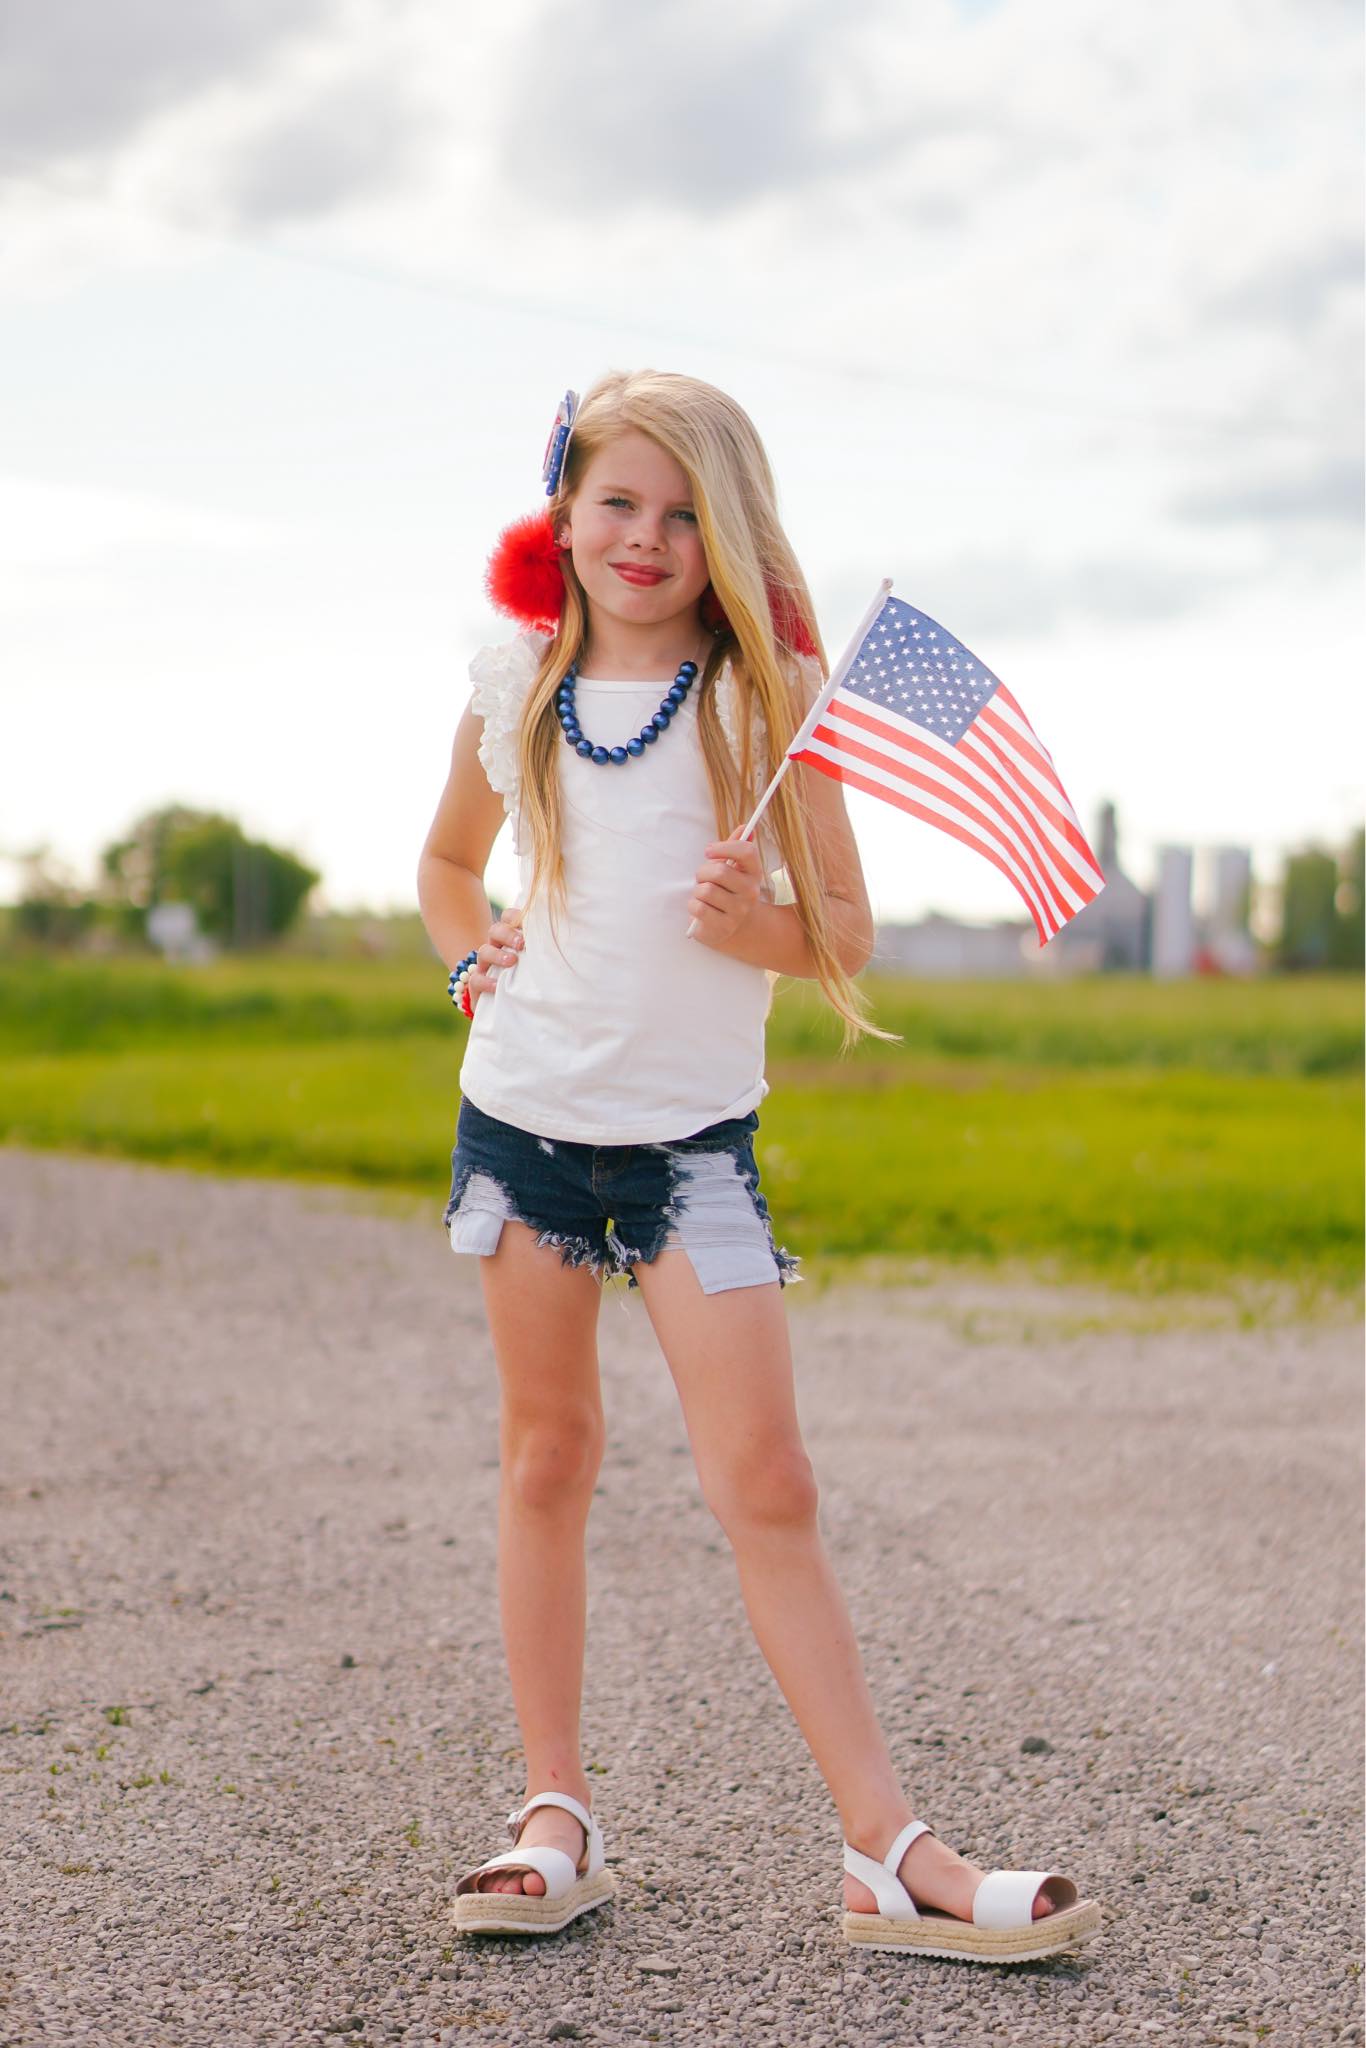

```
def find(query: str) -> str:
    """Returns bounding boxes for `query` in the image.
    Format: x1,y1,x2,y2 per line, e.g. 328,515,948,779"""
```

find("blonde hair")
515,368,891,1049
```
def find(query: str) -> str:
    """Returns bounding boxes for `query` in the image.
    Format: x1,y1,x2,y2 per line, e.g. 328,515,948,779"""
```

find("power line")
0,143,1349,446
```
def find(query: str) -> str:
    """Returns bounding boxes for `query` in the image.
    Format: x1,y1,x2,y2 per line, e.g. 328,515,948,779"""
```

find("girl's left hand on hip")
688,836,763,947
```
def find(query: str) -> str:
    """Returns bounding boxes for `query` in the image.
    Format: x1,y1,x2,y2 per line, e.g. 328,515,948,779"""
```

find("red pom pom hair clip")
485,507,568,636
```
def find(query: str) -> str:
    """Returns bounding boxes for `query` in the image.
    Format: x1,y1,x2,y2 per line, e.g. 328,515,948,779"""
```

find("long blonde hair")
515,368,891,1049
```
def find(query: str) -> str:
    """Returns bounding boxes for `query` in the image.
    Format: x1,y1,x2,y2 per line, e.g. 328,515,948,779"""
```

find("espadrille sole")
452,1869,617,1936
842,1896,1102,1963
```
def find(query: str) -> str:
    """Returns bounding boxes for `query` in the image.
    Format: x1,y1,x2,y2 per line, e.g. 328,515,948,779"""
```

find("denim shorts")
443,1096,800,1295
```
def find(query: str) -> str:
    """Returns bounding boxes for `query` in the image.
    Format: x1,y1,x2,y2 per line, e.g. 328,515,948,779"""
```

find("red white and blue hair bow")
541,390,579,497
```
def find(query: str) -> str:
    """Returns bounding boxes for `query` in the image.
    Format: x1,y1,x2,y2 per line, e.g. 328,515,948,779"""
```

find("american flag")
789,593,1104,944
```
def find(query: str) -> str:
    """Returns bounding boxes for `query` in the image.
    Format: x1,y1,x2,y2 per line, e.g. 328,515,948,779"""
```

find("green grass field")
1,955,1359,1302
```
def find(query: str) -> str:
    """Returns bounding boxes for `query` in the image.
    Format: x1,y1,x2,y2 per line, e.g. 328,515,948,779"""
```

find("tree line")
10,804,319,951
5,804,1362,969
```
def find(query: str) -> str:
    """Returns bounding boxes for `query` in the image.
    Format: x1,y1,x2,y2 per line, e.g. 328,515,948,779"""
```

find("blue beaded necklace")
556,658,699,765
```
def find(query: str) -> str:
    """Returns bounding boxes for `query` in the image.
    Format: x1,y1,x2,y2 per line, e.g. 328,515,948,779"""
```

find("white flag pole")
686,577,893,939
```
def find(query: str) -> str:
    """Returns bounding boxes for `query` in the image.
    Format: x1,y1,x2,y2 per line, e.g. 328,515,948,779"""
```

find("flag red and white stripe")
783,589,1104,945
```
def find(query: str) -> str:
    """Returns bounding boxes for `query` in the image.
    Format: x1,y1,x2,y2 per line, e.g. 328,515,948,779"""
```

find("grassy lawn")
1,956,1359,1301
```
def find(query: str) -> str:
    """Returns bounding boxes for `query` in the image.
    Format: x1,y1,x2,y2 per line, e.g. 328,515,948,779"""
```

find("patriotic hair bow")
541,390,579,497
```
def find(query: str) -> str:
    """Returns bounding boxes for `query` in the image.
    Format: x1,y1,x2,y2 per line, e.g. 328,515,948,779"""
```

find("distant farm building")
872,802,1255,978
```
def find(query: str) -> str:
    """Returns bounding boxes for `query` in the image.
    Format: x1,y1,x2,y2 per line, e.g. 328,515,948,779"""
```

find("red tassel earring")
700,581,818,659
699,584,728,635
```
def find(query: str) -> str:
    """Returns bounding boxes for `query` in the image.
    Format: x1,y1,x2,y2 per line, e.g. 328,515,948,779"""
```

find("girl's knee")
501,1407,605,1512
705,1442,820,1535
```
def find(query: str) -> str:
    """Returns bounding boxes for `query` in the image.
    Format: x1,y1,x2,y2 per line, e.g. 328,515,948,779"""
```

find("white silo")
1152,846,1195,978
1211,847,1252,934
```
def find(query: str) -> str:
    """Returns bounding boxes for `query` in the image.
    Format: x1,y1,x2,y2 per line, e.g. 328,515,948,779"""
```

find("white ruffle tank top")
457,629,820,1145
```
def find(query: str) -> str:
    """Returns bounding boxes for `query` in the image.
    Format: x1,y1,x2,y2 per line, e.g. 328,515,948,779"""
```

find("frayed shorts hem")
442,1100,799,1295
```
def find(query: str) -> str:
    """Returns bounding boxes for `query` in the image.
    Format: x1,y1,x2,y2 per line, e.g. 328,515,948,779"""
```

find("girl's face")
557,429,712,640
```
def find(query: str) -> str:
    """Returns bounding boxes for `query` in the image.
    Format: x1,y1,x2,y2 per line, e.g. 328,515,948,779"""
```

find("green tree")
166,819,318,945
100,804,211,913
1329,825,1364,971
100,805,320,948
1277,831,1365,970
10,846,97,948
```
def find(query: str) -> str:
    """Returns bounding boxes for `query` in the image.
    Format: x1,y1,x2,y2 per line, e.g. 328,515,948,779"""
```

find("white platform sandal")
842,1818,1102,1963
452,1791,616,1936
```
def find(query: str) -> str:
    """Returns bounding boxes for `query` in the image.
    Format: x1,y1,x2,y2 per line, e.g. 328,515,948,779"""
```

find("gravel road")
1,1146,1361,2048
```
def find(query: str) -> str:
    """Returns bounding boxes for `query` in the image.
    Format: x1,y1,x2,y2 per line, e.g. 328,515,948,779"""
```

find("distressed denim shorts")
443,1095,800,1295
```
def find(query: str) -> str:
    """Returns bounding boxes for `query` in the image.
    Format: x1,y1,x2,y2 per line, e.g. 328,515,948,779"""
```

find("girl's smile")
610,562,669,587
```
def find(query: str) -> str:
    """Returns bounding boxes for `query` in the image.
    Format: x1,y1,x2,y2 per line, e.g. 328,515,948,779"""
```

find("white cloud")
0,0,336,161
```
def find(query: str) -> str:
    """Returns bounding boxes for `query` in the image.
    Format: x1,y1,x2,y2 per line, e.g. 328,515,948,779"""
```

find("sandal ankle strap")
842,1818,938,1923
883,1817,936,1871
507,1790,595,1840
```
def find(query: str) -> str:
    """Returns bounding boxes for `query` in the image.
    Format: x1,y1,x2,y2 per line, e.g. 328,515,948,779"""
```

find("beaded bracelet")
447,949,480,1020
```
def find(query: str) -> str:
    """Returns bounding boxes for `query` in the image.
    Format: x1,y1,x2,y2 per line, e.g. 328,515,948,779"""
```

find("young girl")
416,370,1101,1964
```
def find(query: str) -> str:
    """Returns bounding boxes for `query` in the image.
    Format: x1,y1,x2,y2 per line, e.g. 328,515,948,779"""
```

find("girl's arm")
688,764,876,978
416,705,518,972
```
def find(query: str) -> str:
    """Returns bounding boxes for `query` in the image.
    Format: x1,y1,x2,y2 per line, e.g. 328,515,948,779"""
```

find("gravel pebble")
0,1149,1361,2048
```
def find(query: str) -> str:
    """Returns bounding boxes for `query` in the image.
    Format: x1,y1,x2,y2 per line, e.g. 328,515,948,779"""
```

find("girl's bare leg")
470,1220,605,1896
630,1252,1056,1921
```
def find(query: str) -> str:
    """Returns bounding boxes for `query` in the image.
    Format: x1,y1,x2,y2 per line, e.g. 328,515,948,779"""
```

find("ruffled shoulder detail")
469,629,551,819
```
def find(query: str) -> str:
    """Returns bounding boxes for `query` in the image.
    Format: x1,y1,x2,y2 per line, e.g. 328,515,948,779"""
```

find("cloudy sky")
2,0,1361,929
